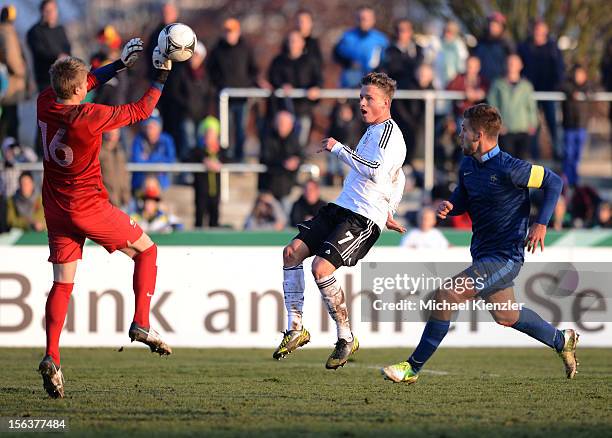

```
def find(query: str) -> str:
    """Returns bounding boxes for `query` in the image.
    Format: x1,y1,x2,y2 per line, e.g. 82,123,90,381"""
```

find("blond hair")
360,72,397,100
49,57,88,99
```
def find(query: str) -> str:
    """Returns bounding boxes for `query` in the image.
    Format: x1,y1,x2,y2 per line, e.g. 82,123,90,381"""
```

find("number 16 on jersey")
39,120,74,167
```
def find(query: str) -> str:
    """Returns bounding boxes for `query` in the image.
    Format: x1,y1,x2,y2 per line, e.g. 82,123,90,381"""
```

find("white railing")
9,89,612,203
12,162,320,203
219,88,612,194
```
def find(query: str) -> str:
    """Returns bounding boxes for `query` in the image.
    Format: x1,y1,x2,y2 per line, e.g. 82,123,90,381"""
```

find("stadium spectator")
131,186,181,233
487,54,538,159
432,20,468,90
400,207,449,249
133,175,163,208
7,171,45,231
26,0,71,92
269,30,322,147
325,100,363,185
552,194,569,230
428,20,468,135
595,201,612,228
130,114,177,192
0,193,7,233
600,38,612,141
380,19,423,164
402,63,435,164
189,116,223,228
380,19,422,88
473,12,514,83
207,17,260,162
434,115,461,173
446,55,489,127
415,62,435,93
89,26,129,106
145,1,178,81
333,7,389,88
244,191,287,230
0,5,27,143
186,43,214,149
561,64,592,187
569,185,600,228
518,20,565,159
289,179,326,227
99,128,130,209
259,110,302,201
420,21,442,65
97,24,121,55
145,4,187,156
283,9,323,68
0,137,37,198
161,41,213,159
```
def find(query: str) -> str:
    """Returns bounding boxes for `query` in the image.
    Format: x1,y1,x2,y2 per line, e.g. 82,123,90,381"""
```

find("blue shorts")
462,257,522,298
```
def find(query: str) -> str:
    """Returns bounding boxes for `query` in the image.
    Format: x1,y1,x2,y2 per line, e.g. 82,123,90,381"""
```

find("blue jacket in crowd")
131,132,177,191
473,35,514,83
334,28,389,88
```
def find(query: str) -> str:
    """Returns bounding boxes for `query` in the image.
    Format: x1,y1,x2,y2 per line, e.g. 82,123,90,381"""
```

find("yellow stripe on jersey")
527,165,545,188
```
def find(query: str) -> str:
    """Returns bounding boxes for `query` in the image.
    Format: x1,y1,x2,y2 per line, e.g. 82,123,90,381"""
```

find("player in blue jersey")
381,103,579,384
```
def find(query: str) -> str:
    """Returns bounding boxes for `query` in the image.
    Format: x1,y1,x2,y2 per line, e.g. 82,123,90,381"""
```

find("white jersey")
331,118,406,231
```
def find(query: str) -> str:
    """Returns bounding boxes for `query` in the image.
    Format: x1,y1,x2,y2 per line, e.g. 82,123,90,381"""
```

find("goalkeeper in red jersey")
37,38,173,398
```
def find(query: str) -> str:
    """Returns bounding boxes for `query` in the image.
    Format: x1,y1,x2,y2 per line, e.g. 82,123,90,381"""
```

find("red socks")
44,245,157,365
132,244,157,328
45,281,74,365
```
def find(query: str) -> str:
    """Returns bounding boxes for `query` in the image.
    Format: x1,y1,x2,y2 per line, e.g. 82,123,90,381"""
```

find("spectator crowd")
0,1,611,235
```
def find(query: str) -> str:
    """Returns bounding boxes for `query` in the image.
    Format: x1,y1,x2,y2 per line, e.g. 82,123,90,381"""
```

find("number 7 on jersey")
338,231,354,245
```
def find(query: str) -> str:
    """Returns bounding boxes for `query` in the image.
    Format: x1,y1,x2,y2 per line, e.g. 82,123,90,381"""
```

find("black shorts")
295,203,381,268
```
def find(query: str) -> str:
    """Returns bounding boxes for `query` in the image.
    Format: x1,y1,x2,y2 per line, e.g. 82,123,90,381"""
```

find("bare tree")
417,0,612,79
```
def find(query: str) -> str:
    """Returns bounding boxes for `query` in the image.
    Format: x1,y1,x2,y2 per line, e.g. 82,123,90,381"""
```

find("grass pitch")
0,347,610,437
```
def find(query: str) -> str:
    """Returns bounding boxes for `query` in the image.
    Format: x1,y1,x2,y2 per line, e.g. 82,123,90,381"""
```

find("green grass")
0,348,610,437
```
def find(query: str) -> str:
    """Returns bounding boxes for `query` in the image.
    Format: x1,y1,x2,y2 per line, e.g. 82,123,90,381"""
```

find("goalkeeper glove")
120,37,144,69
152,46,172,83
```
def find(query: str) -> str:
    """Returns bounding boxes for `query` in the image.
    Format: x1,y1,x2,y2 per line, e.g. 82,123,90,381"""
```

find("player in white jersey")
273,72,407,369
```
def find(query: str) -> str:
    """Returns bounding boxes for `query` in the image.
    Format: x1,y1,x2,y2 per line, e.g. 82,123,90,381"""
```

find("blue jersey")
449,146,562,263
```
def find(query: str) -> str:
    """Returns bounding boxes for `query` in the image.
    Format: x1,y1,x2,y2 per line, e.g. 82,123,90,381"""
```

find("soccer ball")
157,23,197,62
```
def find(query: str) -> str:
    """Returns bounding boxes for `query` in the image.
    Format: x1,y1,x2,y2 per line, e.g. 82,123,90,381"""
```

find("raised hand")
121,38,144,68
152,46,172,71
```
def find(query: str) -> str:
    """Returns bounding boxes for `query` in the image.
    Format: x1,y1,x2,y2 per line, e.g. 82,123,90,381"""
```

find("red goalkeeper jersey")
38,72,161,216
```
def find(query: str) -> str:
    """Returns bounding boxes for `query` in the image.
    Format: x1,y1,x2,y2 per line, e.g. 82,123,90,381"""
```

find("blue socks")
407,318,450,373
511,307,565,352
406,308,564,374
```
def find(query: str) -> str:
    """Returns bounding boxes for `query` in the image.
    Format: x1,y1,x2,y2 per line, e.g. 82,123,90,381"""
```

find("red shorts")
45,202,143,264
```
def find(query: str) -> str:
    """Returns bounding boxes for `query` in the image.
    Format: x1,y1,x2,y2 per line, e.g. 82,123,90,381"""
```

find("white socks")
316,274,353,341
283,265,305,331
